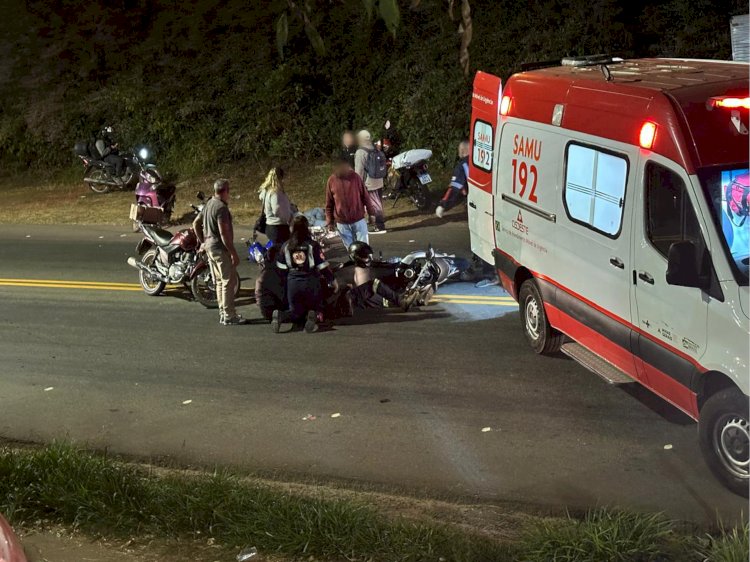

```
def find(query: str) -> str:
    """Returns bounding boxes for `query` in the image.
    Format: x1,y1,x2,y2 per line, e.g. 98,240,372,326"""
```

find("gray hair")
214,178,230,194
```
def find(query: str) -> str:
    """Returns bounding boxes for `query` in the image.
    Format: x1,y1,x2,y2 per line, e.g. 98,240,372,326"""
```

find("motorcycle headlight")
139,148,149,160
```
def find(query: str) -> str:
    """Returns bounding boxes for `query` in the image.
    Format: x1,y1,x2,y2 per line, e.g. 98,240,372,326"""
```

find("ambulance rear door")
468,71,502,264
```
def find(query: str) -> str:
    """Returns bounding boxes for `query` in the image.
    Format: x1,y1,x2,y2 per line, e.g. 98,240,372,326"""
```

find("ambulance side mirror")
666,241,703,289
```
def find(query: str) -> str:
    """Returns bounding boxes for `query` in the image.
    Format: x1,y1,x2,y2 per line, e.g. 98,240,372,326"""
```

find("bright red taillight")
639,121,657,150
500,95,512,116
710,97,750,110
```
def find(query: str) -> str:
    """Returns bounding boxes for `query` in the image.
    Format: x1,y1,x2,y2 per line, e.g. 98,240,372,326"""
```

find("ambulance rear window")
563,143,628,237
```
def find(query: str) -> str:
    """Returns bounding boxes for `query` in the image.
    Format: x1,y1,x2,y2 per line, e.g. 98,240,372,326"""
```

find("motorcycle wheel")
139,249,166,296
85,168,112,194
190,270,241,309
412,183,431,211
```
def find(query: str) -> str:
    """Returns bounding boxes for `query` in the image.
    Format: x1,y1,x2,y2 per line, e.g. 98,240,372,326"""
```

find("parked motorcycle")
74,143,151,194
127,195,240,308
384,149,433,211
133,148,176,220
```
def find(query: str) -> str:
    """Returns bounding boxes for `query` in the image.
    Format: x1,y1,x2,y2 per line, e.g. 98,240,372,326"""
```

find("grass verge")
0,443,746,561
0,161,452,227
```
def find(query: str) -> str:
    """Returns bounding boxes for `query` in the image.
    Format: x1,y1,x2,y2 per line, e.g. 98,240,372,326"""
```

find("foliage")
0,0,745,177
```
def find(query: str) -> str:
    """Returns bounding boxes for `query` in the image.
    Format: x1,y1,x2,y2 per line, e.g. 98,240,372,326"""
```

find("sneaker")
271,310,281,333
435,205,445,218
304,310,318,333
400,288,420,312
221,314,248,325
369,225,387,234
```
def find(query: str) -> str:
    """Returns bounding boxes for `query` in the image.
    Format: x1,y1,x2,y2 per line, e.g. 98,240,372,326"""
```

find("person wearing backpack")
354,129,387,234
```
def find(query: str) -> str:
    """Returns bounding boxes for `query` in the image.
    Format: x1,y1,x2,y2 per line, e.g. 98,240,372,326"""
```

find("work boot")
435,205,445,218
304,310,319,333
400,288,419,312
271,310,281,333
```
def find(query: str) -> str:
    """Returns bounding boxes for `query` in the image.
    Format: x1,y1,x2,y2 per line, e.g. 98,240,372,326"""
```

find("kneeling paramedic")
272,216,333,333
436,140,470,218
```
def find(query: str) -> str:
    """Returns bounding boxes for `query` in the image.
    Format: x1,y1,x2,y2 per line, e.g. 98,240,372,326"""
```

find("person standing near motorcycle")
95,126,126,183
354,130,388,234
193,179,247,326
339,130,357,168
258,167,294,245
325,156,375,248
436,140,470,218
272,215,333,333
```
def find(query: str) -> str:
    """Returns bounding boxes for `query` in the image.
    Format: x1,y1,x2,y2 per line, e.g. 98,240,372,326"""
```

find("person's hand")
230,250,240,267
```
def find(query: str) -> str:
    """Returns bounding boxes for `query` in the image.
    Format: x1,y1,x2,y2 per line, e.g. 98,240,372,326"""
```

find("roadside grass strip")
0,444,746,561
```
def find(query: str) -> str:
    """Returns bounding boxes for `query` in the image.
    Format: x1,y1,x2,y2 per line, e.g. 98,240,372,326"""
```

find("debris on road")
44,387,54,392
237,546,258,560
481,427,492,433
663,444,673,450
380,398,391,403
331,413,341,418
302,414,317,421
182,400,192,405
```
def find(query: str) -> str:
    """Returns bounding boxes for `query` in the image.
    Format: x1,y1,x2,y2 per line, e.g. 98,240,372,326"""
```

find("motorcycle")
127,194,240,308
74,143,152,194
133,148,176,221
384,149,434,211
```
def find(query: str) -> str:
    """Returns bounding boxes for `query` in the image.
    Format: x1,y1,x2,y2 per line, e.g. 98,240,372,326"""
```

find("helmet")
349,241,373,267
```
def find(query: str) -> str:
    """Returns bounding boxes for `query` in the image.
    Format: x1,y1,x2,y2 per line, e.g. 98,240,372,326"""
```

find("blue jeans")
337,218,369,250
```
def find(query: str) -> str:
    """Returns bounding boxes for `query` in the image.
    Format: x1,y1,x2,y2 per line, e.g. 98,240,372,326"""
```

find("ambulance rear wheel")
519,279,562,355
699,386,749,497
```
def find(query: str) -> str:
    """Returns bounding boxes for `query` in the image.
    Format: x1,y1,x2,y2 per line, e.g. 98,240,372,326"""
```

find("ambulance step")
560,342,634,385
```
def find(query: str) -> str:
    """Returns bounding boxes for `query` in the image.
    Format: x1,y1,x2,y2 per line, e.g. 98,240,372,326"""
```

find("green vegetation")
0,0,746,179
0,443,747,561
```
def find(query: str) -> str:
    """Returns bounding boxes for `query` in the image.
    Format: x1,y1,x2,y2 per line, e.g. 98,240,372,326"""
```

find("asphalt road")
0,222,745,523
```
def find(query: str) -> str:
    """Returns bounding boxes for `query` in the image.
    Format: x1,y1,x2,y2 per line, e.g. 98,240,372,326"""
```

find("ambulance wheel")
699,386,749,497
519,279,562,355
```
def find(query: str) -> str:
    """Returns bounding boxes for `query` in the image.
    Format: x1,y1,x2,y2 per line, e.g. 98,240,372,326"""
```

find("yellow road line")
434,296,516,303
0,278,138,288
0,281,142,292
433,299,517,307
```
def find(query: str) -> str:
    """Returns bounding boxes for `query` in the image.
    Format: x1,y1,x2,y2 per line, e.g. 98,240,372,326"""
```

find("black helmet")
349,241,373,267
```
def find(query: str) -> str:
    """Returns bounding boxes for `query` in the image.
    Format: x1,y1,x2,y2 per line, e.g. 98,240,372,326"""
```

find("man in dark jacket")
436,140,470,218
339,130,357,168
255,245,286,321
325,156,376,248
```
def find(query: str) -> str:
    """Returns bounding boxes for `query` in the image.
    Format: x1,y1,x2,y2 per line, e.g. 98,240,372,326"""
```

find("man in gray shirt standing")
354,129,387,234
193,179,246,325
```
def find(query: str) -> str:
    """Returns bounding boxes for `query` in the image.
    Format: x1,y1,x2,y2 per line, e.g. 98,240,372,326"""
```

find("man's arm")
218,212,239,266
192,212,205,243
354,149,366,182
324,178,335,228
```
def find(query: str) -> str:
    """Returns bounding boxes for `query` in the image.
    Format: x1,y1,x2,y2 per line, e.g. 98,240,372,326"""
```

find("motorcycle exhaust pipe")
127,256,150,272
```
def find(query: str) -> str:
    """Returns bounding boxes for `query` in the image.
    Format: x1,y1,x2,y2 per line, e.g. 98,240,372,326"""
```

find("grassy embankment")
0,443,747,562
0,162,453,227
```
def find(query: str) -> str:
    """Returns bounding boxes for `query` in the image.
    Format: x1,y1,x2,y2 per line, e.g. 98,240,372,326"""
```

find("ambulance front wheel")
519,279,563,355
699,386,749,497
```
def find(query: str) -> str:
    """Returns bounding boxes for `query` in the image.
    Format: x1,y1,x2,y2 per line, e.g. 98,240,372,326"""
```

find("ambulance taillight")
500,95,512,116
639,121,657,149
707,96,750,110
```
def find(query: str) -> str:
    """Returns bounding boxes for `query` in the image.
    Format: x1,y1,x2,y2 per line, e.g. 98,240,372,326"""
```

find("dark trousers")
104,154,125,177
266,224,290,246
439,187,466,210
351,279,400,308
280,273,322,323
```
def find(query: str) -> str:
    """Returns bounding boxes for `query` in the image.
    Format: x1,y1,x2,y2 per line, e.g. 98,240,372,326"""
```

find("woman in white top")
258,167,294,245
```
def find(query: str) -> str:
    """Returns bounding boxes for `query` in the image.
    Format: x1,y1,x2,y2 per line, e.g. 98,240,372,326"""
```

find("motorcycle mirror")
196,191,205,201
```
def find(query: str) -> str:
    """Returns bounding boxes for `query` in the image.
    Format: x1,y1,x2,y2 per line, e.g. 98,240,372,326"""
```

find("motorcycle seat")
143,224,173,247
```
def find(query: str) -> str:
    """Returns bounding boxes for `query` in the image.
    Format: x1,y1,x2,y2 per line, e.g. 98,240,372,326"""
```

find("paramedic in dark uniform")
271,215,333,333
435,139,470,218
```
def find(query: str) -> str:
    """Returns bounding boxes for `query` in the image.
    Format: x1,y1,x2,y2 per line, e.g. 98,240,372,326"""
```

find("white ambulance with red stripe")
468,57,749,494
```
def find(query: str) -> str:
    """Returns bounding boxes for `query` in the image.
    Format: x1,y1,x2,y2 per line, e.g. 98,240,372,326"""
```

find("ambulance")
468,57,749,495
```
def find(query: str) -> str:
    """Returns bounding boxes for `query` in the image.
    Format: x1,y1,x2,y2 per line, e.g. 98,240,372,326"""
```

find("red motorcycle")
127,198,240,308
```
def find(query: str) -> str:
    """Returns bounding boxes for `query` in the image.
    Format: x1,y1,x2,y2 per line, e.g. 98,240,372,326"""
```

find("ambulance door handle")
609,257,624,269
469,201,477,209
638,271,654,285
